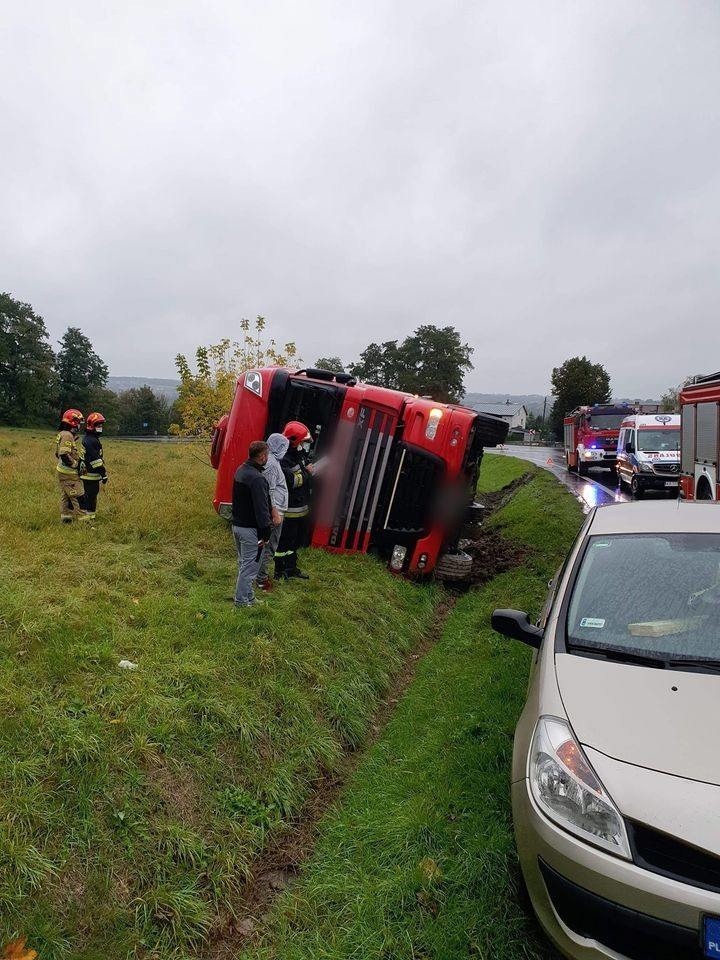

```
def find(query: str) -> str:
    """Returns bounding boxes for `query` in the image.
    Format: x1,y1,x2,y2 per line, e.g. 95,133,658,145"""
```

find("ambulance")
616,413,681,498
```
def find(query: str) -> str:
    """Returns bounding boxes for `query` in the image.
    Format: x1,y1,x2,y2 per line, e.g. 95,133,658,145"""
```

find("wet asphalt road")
493,445,631,512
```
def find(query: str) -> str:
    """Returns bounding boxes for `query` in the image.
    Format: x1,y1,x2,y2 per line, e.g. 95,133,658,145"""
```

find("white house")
471,401,528,431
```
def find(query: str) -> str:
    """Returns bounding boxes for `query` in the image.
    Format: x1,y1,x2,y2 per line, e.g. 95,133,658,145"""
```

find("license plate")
664,481,679,488
704,916,720,957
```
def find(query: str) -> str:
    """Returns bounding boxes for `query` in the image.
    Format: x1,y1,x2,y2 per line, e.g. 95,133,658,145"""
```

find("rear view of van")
617,414,681,498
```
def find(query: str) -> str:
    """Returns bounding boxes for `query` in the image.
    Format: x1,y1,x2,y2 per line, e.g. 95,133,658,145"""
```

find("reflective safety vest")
55,430,82,475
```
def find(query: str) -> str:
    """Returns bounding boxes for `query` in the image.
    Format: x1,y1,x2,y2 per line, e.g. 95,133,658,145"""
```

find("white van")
617,414,681,497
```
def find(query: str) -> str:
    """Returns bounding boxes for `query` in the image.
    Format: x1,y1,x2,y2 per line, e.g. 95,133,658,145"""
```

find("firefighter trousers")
58,474,85,519
81,479,101,514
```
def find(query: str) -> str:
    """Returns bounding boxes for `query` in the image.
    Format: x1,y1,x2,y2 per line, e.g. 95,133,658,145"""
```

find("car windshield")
586,414,624,430
637,429,680,452
567,534,720,665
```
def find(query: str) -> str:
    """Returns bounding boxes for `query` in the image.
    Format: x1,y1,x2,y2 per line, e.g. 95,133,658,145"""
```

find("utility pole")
541,395,547,439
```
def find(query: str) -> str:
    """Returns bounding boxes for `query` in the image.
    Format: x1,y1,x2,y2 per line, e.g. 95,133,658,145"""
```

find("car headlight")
529,717,631,859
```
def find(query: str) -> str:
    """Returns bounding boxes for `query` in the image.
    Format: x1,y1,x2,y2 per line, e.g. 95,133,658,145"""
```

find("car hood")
555,653,720,786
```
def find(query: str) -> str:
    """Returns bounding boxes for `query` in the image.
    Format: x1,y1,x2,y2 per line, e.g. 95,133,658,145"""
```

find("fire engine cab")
211,367,508,580
563,404,633,475
680,372,720,500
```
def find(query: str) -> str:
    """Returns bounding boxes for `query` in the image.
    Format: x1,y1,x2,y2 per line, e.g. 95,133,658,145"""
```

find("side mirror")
491,609,544,649
625,441,634,453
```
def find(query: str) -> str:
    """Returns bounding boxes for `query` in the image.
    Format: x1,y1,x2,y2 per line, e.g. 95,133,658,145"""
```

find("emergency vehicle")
616,414,680,498
680,372,720,500
563,404,633,475
211,367,508,581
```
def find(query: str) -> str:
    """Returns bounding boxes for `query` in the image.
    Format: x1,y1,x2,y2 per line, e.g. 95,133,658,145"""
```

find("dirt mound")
463,529,529,585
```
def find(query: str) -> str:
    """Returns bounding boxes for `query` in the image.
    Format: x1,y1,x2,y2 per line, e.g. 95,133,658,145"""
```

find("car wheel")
434,550,473,583
631,475,644,498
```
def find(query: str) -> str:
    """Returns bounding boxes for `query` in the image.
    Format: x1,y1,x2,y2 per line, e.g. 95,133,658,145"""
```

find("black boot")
286,553,310,579
274,554,289,580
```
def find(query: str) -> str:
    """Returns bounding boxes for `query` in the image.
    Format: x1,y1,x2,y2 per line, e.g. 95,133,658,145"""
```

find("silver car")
492,501,720,960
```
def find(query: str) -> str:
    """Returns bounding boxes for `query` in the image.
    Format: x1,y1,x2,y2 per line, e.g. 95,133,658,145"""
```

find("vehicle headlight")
529,717,631,859
390,544,407,571
638,462,654,473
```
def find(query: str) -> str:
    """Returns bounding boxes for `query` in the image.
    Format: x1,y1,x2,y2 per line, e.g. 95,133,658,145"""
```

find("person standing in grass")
232,440,273,608
256,432,289,592
80,412,108,519
55,408,89,523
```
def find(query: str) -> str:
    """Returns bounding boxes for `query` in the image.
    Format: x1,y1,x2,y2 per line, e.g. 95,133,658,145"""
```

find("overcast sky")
2,1,719,396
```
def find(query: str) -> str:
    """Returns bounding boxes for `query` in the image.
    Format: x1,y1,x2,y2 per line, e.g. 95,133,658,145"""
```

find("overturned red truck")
211,367,508,581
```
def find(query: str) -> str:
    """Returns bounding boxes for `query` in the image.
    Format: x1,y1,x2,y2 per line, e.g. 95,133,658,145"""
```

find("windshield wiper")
664,657,720,674
567,642,668,668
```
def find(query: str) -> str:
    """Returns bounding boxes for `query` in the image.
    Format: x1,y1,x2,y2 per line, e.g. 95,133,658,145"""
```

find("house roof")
469,402,526,418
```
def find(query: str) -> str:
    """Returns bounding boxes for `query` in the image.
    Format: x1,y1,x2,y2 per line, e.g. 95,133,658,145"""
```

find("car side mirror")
625,441,634,453
491,609,544,649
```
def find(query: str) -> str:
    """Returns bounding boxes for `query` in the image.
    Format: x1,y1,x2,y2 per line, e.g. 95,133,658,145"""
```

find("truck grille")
382,447,443,536
328,405,396,552
653,463,680,476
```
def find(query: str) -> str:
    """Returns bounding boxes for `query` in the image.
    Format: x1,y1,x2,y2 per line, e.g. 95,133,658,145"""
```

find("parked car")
493,501,720,960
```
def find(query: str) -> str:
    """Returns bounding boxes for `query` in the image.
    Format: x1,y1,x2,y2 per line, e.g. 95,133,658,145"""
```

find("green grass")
0,429,439,958
476,453,532,494
247,459,583,960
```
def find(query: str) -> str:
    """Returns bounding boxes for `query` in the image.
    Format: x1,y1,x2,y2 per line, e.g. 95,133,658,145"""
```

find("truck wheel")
578,461,588,476
697,478,714,501
434,550,473,583
631,475,644,499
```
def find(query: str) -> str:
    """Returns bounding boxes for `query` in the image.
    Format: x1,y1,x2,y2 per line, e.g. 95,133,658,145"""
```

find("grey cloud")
2,0,719,397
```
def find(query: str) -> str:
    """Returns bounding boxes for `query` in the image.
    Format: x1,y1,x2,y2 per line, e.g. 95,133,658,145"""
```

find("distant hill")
463,392,547,415
107,377,179,402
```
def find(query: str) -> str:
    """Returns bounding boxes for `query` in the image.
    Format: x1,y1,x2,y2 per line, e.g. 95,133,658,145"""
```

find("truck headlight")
529,717,630,859
390,545,407,571
639,462,654,474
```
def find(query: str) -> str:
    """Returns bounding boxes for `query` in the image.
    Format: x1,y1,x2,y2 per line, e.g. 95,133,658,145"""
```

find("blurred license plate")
664,481,678,487
704,916,720,957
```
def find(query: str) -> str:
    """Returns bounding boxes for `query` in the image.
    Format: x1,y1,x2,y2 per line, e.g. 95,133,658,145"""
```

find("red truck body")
680,372,720,500
211,367,508,578
563,404,634,475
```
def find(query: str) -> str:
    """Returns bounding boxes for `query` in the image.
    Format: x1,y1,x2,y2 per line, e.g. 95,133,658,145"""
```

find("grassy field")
246,457,583,960
0,429,439,958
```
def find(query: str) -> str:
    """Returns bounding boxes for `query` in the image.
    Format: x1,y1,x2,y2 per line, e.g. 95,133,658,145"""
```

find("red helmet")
86,412,106,430
62,409,84,427
282,421,312,447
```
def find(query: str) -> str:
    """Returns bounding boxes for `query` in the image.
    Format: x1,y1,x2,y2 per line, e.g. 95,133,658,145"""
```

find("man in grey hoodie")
257,432,289,590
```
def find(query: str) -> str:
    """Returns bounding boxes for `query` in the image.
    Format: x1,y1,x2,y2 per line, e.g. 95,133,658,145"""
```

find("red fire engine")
211,367,508,580
563,403,634,475
680,372,720,500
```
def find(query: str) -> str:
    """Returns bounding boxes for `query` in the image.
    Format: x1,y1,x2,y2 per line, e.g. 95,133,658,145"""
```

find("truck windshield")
567,534,720,666
585,415,625,430
637,429,680,452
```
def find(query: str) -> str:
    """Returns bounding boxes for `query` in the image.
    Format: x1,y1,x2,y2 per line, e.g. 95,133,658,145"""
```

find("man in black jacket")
232,440,272,607
80,411,108,518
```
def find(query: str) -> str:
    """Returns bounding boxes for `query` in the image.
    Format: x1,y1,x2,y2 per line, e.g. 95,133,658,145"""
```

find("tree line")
0,292,172,434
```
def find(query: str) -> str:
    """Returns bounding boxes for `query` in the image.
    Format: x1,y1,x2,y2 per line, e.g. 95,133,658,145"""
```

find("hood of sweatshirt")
267,433,290,460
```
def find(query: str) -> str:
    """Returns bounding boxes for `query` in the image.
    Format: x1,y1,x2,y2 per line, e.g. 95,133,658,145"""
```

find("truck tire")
697,477,714,501
434,550,473,583
631,475,644,499
578,461,588,476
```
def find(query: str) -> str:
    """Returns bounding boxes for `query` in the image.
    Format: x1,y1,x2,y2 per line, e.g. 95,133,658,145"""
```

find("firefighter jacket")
81,433,107,480
280,446,312,519
55,430,83,476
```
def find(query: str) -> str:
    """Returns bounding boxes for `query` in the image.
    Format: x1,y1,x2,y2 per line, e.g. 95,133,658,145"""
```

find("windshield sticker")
580,617,606,628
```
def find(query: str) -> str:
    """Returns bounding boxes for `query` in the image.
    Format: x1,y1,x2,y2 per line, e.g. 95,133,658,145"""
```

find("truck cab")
680,372,720,500
563,404,632,475
211,367,508,579
616,414,681,498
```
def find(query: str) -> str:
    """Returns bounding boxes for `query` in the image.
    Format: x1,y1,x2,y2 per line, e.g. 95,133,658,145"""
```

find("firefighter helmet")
86,412,106,430
282,421,312,447
61,409,84,427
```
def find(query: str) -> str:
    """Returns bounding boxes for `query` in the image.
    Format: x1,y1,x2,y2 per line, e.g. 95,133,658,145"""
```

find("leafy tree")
56,327,109,417
349,326,473,402
397,325,473,402
0,292,56,425
86,386,121,435
349,341,401,389
116,387,170,435
314,356,345,372
549,356,611,437
173,316,300,436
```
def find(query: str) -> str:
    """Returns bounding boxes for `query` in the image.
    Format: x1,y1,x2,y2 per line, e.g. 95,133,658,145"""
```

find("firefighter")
275,421,313,580
80,412,108,518
55,409,87,523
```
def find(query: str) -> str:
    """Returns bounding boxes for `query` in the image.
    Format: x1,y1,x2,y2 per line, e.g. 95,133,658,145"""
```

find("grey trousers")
257,522,282,583
233,525,261,606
